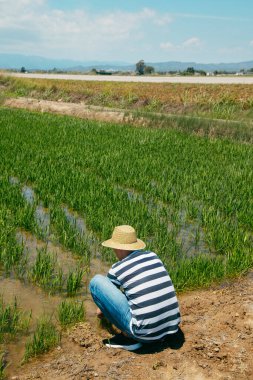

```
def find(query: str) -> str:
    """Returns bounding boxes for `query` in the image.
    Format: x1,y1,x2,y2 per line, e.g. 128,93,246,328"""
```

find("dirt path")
7,72,253,85
4,98,128,124
4,97,249,130
9,271,252,380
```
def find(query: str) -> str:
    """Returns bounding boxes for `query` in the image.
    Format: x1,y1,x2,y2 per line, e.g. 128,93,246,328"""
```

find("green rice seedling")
29,247,64,293
0,240,24,274
1,107,253,293
0,297,31,343
50,206,90,263
30,247,55,287
66,267,84,296
58,300,85,326
0,208,24,273
23,317,60,362
50,267,64,294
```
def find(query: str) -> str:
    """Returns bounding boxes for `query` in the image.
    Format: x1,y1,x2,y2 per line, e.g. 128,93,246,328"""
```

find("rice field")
0,105,252,376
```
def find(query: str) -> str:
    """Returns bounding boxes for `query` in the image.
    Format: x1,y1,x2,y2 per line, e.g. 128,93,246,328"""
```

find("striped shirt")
107,250,181,342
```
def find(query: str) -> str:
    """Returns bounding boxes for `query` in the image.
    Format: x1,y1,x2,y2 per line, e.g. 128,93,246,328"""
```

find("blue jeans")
89,274,137,339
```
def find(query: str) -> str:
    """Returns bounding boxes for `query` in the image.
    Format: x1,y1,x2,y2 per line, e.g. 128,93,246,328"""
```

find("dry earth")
4,98,128,124
4,97,242,130
9,271,253,380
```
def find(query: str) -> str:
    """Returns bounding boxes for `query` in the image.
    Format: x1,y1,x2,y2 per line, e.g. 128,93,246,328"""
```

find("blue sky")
1,0,253,63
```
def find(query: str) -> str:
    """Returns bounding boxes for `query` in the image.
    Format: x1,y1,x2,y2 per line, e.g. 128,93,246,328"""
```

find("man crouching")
89,225,181,351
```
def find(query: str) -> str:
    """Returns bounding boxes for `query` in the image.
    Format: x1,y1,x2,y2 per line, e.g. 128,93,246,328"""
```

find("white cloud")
182,37,201,48
154,15,172,26
160,37,202,51
0,2,173,59
250,40,253,46
160,42,174,51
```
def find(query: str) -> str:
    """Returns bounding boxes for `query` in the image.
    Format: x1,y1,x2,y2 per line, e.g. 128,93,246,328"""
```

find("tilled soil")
10,271,253,380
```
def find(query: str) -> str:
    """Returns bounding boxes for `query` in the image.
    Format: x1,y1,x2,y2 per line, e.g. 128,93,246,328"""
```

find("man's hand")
96,308,104,319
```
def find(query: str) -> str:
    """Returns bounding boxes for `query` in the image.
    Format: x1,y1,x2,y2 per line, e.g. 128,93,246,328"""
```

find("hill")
0,53,253,73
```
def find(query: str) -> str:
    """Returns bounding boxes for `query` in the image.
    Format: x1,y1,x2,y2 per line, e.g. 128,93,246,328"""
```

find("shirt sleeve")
107,267,121,288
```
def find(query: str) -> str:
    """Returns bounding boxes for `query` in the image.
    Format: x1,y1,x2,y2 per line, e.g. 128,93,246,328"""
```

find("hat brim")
102,238,146,251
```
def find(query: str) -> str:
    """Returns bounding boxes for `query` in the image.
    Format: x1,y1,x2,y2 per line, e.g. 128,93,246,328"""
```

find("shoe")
103,333,142,351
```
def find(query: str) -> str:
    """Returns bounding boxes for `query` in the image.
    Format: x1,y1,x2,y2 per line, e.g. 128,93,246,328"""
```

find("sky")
0,0,253,63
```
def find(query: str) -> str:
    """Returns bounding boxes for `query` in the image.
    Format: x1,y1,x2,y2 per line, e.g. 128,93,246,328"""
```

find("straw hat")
102,225,146,250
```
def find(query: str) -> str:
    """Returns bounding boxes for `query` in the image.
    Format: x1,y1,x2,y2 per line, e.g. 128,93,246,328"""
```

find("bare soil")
4,98,129,125
9,271,253,380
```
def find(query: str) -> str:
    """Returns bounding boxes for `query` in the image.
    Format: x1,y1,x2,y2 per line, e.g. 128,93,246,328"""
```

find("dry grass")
1,75,253,120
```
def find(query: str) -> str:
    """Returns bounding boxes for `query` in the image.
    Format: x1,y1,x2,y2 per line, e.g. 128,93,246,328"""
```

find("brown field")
1,74,253,120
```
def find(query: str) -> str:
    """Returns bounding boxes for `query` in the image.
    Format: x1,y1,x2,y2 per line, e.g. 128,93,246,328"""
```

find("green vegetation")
0,107,252,292
58,300,85,326
23,318,60,362
50,206,90,258
66,267,84,296
0,297,31,342
29,247,64,293
0,81,252,374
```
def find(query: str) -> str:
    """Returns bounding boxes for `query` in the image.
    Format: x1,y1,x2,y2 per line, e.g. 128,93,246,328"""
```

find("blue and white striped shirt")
107,250,181,341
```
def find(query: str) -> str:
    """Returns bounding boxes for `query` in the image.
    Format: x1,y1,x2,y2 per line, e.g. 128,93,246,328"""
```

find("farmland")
0,79,253,377
1,74,253,122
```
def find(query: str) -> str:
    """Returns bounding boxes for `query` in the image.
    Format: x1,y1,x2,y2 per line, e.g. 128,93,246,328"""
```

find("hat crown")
112,225,137,245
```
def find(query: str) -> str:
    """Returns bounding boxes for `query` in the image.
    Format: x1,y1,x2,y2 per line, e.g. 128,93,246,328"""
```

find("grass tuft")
23,318,60,362
0,297,31,343
66,267,84,296
58,300,85,326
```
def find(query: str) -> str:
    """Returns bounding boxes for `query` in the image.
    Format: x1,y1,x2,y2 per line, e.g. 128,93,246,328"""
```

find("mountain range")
0,53,253,73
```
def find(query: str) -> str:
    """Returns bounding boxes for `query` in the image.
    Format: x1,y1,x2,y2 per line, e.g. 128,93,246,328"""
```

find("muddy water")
1,248,109,376
62,206,107,277
16,229,80,272
4,179,110,374
34,205,50,236
63,206,87,236
0,275,63,374
21,184,51,237
22,186,35,205
177,223,211,257
117,185,210,257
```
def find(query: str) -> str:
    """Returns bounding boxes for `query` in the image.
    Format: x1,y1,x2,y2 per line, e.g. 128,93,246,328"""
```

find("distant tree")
90,68,97,74
186,67,195,75
136,60,145,75
144,65,155,75
198,70,206,76
20,66,26,73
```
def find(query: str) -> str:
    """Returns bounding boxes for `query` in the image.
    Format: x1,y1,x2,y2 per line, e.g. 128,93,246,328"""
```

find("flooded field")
0,179,109,376
0,106,252,378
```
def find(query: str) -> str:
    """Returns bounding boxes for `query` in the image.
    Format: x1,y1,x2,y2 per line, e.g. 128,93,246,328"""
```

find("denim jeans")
89,274,136,338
